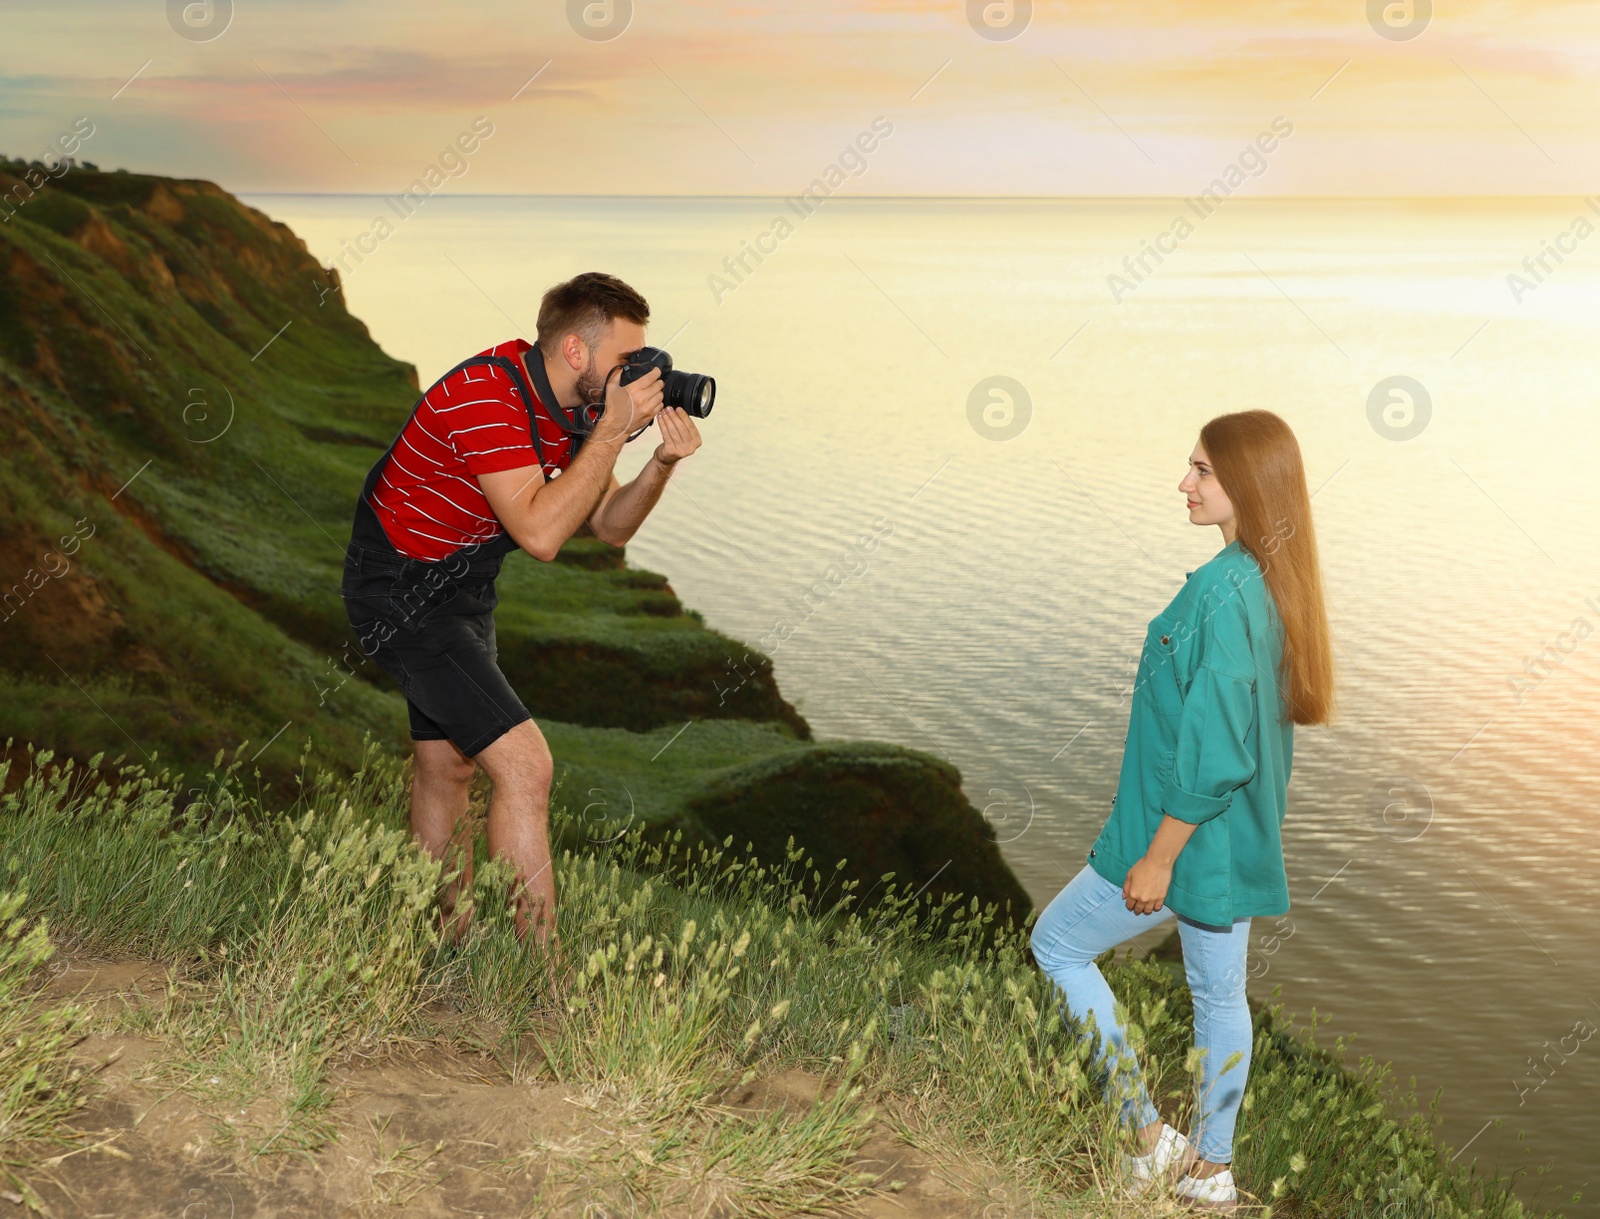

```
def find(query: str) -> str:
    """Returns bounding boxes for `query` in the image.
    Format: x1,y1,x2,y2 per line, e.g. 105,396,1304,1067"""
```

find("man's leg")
411,737,478,945
472,719,558,951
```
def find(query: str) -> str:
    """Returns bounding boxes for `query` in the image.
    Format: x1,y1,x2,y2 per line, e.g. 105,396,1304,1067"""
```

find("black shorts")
342,564,532,758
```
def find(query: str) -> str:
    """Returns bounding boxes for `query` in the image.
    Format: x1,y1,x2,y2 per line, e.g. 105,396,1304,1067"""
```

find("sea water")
245,193,1600,1211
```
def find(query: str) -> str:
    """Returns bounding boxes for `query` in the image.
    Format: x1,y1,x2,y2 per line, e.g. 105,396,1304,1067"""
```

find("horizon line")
233,191,1593,202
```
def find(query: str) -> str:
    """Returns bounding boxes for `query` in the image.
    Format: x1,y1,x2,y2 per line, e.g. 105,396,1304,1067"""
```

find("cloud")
1,0,1598,193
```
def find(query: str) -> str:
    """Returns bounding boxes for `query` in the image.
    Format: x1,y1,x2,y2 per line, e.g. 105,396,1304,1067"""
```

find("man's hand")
1123,856,1172,914
653,407,702,466
585,402,702,544
593,365,664,442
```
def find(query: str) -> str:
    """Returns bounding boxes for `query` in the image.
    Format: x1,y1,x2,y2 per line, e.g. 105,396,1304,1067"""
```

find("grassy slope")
0,748,1556,1218
0,156,1028,926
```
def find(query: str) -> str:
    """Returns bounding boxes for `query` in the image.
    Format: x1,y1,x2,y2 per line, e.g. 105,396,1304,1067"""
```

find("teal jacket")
1087,538,1295,927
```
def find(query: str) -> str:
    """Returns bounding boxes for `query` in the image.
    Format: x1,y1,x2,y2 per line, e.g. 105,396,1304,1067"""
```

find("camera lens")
672,372,715,418
690,375,715,417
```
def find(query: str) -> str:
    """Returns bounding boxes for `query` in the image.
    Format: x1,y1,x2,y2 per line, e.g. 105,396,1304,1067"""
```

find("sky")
2,0,1598,197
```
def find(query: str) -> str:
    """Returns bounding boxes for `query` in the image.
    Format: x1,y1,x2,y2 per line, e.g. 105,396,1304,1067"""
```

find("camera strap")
515,348,593,461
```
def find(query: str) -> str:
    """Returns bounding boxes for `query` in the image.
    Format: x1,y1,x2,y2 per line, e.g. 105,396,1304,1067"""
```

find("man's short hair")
536,272,650,357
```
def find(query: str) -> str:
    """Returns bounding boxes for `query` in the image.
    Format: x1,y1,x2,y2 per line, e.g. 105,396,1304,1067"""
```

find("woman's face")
1179,443,1236,534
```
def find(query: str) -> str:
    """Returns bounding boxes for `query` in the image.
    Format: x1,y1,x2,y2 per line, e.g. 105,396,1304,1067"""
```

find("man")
340,272,702,953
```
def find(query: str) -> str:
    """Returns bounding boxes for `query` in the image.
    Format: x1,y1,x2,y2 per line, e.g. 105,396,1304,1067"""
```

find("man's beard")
573,352,606,411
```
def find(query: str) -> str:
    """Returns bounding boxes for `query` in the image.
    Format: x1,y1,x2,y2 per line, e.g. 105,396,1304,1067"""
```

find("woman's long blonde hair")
1199,410,1336,726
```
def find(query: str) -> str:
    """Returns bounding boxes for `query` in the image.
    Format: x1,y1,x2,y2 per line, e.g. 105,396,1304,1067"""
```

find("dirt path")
5,956,1055,1219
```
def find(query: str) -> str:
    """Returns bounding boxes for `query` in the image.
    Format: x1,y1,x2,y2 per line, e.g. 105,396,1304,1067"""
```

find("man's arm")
477,367,663,562
587,407,703,546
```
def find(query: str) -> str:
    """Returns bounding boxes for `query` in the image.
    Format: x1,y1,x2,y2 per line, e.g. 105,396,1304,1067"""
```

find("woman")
1030,410,1335,1213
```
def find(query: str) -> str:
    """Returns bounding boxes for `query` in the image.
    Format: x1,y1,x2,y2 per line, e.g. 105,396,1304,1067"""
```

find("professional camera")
617,347,716,418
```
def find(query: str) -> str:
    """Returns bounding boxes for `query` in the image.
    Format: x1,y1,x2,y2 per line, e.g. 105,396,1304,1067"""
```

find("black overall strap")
360,353,553,514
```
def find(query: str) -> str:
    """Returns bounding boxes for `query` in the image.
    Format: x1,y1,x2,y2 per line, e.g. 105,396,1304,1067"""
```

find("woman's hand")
1123,856,1173,914
1124,816,1197,913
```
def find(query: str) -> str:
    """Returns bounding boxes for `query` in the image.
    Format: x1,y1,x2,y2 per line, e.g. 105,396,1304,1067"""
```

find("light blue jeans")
1030,863,1254,1163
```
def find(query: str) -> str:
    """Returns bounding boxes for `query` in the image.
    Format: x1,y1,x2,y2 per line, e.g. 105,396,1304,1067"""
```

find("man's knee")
415,738,476,786
475,719,553,791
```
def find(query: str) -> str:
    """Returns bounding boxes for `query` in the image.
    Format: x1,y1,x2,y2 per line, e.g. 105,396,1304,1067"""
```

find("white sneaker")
1118,1123,1190,1197
1175,1166,1239,1212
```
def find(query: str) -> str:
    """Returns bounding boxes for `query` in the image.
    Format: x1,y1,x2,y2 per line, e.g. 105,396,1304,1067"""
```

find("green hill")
0,155,1029,927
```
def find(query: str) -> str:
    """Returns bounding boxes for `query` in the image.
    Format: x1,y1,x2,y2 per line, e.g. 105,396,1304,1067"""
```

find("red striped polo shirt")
370,338,575,561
